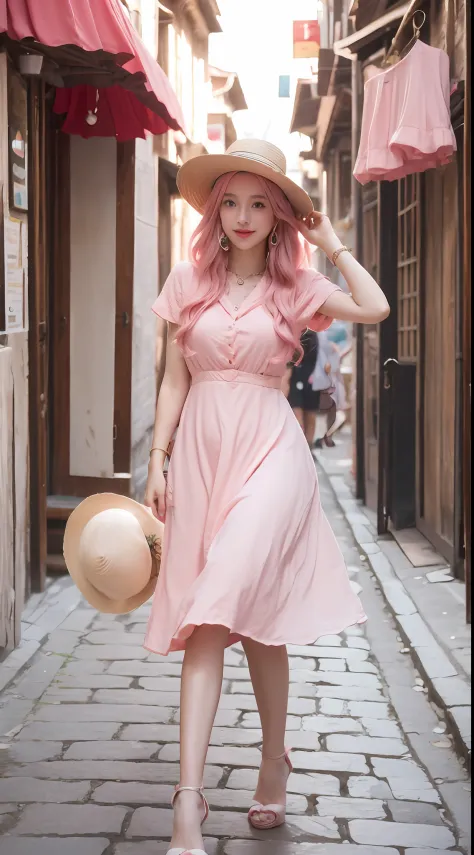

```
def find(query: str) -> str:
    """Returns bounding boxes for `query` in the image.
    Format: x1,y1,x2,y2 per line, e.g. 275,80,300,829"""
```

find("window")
397,174,421,362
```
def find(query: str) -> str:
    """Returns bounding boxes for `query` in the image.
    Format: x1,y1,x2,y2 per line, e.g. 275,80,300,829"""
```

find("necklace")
228,268,266,286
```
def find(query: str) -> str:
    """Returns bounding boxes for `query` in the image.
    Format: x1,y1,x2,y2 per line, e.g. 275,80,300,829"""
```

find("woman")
283,328,320,446
143,139,389,855
311,329,346,449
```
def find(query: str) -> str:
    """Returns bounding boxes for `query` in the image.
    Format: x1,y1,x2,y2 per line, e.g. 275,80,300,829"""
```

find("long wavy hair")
176,172,312,363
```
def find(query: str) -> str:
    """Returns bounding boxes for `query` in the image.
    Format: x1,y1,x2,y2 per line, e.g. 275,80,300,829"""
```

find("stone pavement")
0,467,471,855
315,427,471,768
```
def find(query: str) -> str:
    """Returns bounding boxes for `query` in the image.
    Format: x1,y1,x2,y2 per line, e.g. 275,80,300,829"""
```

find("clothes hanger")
382,9,426,67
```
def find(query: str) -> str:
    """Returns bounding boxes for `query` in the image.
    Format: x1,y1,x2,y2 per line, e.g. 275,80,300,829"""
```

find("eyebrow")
223,193,267,199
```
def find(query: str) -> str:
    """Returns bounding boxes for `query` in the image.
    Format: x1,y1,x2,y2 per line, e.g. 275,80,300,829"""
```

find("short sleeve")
152,262,192,324
296,268,342,332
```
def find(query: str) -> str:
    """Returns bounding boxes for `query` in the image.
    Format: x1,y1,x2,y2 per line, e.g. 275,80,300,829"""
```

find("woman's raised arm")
299,213,390,325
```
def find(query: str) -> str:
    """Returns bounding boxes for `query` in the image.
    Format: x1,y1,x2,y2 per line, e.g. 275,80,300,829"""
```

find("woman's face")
220,172,275,251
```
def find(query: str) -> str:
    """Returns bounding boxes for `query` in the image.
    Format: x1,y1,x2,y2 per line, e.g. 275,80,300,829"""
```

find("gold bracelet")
332,245,351,266
149,446,169,459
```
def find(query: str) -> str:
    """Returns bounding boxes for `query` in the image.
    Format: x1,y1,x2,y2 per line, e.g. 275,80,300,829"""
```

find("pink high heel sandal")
248,749,293,830
167,784,209,855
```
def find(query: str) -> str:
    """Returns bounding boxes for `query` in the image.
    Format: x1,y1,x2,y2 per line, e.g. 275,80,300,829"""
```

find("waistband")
191,369,282,389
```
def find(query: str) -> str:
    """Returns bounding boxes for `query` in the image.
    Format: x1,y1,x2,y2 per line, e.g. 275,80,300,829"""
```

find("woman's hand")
298,213,390,324
297,212,342,257
144,460,167,522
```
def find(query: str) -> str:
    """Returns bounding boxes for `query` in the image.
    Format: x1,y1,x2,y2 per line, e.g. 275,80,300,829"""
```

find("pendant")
236,277,244,286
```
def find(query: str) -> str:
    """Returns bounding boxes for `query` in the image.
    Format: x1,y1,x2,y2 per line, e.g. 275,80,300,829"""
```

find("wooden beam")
333,2,411,58
0,347,14,653
113,141,135,476
383,0,427,65
27,76,48,594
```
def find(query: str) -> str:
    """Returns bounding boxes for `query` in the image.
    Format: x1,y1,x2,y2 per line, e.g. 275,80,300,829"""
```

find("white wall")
131,136,159,498
69,136,117,478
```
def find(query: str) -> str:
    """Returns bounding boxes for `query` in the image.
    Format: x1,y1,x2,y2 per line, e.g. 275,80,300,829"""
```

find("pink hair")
176,172,313,363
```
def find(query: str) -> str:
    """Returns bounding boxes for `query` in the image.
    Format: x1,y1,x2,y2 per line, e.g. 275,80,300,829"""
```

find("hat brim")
63,494,164,615
177,153,314,217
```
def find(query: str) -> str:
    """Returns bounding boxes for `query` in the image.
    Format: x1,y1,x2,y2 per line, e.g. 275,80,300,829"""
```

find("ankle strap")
172,785,203,801
262,748,291,760
171,785,209,822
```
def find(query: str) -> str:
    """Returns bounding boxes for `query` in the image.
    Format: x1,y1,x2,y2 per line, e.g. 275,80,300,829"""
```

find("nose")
236,207,250,225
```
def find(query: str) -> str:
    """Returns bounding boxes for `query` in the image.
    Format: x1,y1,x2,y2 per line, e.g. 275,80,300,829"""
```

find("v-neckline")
219,271,270,317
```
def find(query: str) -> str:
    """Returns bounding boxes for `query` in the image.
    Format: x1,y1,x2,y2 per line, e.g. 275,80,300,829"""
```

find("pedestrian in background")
143,139,389,854
283,329,320,446
312,329,348,448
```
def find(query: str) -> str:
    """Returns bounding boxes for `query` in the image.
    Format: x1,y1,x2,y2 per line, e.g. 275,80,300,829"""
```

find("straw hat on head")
177,139,314,217
63,494,164,614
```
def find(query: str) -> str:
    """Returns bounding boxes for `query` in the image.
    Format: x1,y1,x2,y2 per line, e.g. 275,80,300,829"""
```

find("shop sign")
293,20,320,58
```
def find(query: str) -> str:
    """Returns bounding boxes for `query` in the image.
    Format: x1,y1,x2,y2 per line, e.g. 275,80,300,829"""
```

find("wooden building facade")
333,0,470,618
0,0,222,656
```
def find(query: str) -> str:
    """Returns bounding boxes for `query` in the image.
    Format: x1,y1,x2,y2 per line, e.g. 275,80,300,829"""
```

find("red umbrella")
1,0,185,138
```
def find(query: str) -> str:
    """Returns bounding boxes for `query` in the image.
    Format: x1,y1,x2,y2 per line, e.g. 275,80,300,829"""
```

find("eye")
222,199,235,207
253,202,265,209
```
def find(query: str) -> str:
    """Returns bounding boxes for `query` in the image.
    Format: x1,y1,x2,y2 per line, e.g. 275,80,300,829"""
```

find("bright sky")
209,0,320,172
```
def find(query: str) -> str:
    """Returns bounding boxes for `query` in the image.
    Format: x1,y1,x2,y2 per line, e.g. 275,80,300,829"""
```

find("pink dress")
144,262,366,654
354,40,456,185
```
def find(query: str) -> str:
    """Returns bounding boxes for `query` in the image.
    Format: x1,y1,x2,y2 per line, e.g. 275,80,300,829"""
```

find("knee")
190,623,230,649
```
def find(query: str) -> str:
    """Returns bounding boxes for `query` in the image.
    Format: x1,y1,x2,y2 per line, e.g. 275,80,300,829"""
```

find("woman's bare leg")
170,624,229,850
242,638,291,807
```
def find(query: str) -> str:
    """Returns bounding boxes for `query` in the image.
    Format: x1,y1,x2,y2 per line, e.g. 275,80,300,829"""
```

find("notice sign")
6,267,24,331
4,217,26,332
293,20,320,58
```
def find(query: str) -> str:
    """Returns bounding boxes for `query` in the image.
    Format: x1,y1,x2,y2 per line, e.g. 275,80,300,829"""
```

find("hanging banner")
293,20,320,58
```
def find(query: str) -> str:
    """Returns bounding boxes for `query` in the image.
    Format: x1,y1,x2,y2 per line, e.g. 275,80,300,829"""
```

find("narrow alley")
0,457,470,854
0,1,471,854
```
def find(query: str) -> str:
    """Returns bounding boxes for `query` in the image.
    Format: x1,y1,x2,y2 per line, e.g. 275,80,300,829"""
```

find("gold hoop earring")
219,234,230,251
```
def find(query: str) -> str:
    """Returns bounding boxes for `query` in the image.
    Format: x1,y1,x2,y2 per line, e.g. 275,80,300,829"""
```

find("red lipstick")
234,230,255,238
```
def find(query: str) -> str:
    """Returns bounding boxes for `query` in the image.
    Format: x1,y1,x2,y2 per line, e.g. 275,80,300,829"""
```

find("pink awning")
0,0,185,137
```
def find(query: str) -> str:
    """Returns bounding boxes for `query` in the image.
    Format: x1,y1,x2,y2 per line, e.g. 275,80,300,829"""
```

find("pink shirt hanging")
354,40,457,185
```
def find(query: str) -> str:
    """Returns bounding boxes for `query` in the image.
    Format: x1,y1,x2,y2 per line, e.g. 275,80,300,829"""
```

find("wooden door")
378,176,418,533
463,7,471,621
421,163,457,560
0,347,14,652
49,135,133,500
376,181,399,532
452,97,466,582
361,185,379,512
393,173,421,530
27,79,48,592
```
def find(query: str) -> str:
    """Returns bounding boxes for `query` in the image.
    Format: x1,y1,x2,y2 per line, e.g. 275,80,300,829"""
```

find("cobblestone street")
0,467,470,855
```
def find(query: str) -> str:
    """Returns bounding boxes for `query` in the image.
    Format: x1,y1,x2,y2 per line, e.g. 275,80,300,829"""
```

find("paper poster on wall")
21,221,28,268
8,67,28,212
5,218,21,268
6,267,24,331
